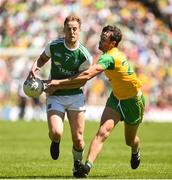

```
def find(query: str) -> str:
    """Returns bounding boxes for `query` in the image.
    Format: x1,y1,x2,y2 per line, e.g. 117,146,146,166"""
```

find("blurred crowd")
0,0,172,120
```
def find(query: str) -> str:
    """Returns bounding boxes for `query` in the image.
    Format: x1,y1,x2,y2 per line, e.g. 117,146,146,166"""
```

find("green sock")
72,146,84,161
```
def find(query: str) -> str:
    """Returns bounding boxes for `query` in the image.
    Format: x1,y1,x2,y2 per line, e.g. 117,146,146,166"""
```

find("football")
23,78,44,98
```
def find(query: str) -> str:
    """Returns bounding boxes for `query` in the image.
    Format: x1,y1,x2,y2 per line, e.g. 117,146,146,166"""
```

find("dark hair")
64,14,81,28
102,25,122,46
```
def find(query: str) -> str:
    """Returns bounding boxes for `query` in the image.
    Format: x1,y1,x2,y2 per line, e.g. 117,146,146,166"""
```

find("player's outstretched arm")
43,81,86,94
70,64,104,82
44,64,104,94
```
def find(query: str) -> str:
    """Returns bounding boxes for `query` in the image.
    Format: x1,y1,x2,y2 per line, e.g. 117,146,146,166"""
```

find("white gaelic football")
23,78,44,98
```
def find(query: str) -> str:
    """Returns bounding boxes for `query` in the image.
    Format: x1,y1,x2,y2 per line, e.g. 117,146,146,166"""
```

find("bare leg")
124,123,140,153
47,110,65,142
47,110,65,160
124,122,141,169
67,110,85,177
87,106,121,163
67,110,85,159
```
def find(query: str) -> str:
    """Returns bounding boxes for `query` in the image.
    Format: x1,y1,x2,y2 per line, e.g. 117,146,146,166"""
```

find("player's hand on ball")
26,67,41,81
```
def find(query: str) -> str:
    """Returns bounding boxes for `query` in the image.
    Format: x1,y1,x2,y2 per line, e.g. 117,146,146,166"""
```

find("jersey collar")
64,40,79,51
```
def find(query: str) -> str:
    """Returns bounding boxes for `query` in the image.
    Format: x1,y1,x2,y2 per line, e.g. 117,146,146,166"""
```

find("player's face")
99,31,114,52
64,21,80,45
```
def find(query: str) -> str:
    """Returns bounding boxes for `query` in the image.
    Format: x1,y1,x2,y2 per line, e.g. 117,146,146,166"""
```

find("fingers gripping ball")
23,78,44,98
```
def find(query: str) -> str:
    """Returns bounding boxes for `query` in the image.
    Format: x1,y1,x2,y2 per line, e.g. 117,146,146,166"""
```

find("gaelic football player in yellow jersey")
45,25,145,177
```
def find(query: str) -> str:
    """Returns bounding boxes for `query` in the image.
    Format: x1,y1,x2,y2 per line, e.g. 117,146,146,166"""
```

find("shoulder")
112,48,126,60
78,42,92,63
50,38,64,46
78,43,91,55
97,53,114,70
45,38,64,57
99,53,114,61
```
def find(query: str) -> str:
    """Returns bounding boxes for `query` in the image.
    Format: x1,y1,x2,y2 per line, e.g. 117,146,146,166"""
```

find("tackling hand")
42,80,60,95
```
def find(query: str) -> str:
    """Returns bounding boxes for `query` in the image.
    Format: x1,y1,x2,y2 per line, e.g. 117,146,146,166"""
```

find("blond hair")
64,14,81,28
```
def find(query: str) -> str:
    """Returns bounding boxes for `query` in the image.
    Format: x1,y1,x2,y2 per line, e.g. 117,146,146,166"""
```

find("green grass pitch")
0,120,172,179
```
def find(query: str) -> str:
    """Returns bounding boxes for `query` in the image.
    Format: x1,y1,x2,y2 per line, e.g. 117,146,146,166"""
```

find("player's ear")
111,40,116,47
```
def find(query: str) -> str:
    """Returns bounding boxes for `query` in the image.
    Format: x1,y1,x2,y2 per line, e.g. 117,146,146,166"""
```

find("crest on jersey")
54,52,61,57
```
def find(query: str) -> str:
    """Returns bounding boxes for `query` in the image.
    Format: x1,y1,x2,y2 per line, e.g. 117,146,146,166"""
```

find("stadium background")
0,0,172,122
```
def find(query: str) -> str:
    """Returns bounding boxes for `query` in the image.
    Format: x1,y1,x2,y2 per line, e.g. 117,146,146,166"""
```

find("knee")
49,128,63,141
73,132,84,150
98,126,110,140
125,136,139,147
125,137,135,147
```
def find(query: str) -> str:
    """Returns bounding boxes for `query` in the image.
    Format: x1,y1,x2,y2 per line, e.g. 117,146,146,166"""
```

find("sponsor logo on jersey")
58,67,76,76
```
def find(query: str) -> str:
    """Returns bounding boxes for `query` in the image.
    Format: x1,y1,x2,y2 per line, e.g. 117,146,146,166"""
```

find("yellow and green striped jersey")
97,47,142,100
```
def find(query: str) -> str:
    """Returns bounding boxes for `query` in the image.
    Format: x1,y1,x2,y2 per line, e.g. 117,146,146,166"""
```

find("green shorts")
106,91,145,125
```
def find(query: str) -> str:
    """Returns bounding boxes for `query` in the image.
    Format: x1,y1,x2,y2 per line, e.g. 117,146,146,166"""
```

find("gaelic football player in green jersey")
45,25,145,177
26,15,92,177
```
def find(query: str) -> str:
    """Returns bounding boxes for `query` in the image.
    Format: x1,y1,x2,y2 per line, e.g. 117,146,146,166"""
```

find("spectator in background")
17,83,27,119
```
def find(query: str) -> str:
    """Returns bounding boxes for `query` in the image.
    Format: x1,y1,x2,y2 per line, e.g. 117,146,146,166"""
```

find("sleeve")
97,54,114,70
78,46,93,71
78,60,92,71
44,42,51,57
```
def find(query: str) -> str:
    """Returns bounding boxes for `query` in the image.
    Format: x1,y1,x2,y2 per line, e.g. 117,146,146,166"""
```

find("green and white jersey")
45,38,92,96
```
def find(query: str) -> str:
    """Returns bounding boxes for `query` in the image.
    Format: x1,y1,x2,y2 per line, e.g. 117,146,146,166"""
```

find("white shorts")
46,94,86,113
